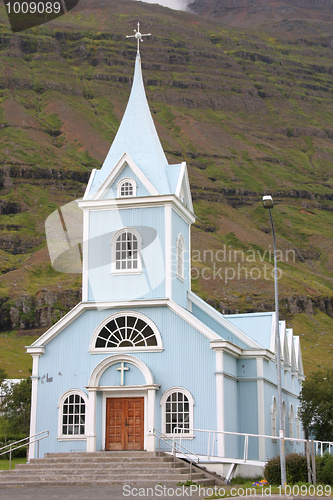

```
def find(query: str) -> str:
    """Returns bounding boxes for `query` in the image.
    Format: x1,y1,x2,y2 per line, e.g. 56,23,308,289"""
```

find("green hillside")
0,0,332,377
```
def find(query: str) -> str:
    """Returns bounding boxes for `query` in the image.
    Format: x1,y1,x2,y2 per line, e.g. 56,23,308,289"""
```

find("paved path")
0,487,327,500
0,484,202,500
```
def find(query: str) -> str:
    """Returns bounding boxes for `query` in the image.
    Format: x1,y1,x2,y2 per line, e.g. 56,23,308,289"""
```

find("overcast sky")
133,0,191,11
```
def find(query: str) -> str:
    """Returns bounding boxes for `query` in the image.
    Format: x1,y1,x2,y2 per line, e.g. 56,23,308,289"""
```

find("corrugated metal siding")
224,354,237,377
224,377,238,457
191,304,249,349
88,206,165,301
238,382,258,459
237,359,257,378
33,302,302,459
226,313,273,349
35,305,217,456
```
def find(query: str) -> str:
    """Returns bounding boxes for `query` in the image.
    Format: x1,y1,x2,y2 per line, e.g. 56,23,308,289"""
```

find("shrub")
264,453,307,485
264,455,281,485
316,453,333,485
285,453,307,484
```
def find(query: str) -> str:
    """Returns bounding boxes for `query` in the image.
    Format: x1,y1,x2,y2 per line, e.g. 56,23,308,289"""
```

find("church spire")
86,25,170,198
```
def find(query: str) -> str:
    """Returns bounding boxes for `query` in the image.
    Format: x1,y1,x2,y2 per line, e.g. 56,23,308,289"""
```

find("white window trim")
176,234,185,281
296,406,301,441
271,396,277,438
282,400,286,434
117,177,137,198
160,387,194,439
89,311,163,353
57,389,88,441
111,227,142,274
289,404,294,440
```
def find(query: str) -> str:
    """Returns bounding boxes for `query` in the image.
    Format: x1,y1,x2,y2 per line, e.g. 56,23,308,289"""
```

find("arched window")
296,406,301,440
271,397,277,437
117,178,136,198
282,400,286,434
90,312,163,353
161,388,194,437
58,390,87,439
289,404,294,439
112,228,141,273
176,234,185,280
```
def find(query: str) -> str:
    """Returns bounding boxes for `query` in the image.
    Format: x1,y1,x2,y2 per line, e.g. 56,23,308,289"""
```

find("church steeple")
79,24,194,306
86,26,170,199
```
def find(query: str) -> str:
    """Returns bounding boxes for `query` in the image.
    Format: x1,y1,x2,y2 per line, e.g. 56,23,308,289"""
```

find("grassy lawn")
0,457,27,470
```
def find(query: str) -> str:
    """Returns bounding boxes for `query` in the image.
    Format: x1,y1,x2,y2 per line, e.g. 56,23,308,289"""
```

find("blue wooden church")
27,32,304,471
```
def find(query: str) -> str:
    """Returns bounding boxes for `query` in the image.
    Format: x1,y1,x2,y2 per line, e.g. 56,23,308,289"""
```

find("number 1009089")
5,1,62,15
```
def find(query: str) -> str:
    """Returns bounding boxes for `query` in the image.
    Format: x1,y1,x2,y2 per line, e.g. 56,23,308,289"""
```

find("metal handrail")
152,429,200,482
170,427,333,462
0,430,49,469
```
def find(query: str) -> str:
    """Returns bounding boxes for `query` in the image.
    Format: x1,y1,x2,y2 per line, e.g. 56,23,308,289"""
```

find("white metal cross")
126,22,151,52
117,362,129,386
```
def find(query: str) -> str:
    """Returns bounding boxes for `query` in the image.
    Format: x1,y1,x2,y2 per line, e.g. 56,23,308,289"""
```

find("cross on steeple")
117,362,129,386
126,22,151,53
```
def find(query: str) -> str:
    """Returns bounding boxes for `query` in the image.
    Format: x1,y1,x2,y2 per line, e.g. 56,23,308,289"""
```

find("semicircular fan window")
95,315,158,349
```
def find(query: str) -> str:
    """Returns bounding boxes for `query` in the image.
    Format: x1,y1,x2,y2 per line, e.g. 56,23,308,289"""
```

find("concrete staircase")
0,451,216,487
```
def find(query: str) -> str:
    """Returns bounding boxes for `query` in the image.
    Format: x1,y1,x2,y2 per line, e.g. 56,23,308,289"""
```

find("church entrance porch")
106,397,144,451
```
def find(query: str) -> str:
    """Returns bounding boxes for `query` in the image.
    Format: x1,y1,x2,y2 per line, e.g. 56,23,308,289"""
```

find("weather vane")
126,22,151,52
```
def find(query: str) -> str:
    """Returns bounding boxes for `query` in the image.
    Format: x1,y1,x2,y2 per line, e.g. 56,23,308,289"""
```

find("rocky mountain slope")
189,0,333,31
0,0,332,376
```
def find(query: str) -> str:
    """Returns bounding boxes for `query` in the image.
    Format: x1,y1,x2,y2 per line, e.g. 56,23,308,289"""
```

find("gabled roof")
87,153,158,200
280,321,291,367
86,52,170,199
188,291,262,349
287,328,297,372
293,336,305,380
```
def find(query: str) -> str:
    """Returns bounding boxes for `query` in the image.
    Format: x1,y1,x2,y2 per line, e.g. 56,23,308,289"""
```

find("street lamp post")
262,195,287,488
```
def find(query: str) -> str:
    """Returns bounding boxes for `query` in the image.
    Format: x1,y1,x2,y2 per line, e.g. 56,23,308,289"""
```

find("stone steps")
0,451,216,488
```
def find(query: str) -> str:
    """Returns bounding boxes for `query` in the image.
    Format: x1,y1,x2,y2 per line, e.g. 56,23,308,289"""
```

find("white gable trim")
188,291,261,349
294,336,305,380
270,312,276,353
287,329,297,372
175,162,186,198
175,162,193,213
83,168,96,200
168,299,221,341
27,297,222,349
93,153,159,200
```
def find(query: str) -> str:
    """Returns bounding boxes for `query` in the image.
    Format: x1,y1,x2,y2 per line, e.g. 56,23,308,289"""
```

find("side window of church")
176,234,185,280
112,229,141,273
62,394,85,436
165,391,190,434
95,315,158,349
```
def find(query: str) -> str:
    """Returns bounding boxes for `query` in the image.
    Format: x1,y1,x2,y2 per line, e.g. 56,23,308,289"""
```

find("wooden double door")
105,397,144,451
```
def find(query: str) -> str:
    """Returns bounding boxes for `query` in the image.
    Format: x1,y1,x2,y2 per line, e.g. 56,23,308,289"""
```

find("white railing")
152,429,200,481
172,427,333,462
0,430,49,469
315,441,333,457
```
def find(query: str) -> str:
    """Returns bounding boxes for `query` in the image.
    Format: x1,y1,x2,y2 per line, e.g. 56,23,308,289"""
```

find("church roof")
86,51,171,199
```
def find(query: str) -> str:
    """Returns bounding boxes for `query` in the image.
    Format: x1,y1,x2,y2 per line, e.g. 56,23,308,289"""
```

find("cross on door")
117,362,129,386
